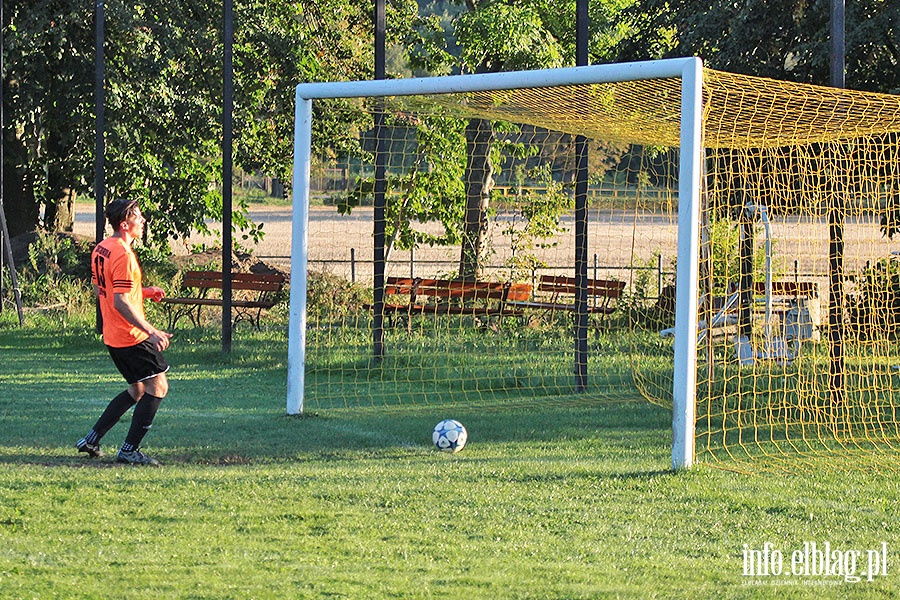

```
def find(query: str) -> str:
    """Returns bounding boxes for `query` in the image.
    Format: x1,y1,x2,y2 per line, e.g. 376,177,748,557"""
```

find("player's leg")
117,370,168,466
79,340,169,463
76,388,139,458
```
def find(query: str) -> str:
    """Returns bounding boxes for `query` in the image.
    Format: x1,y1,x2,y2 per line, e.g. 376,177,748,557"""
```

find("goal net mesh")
300,68,900,468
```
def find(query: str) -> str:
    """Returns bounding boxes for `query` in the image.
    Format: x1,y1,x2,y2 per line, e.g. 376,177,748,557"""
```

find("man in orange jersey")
76,199,172,466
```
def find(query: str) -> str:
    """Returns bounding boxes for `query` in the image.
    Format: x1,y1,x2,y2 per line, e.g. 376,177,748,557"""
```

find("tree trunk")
459,118,493,281
271,177,285,199
2,136,39,238
38,122,79,232
44,187,76,233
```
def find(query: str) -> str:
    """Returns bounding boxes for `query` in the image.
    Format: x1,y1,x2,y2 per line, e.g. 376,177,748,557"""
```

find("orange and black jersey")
91,237,149,348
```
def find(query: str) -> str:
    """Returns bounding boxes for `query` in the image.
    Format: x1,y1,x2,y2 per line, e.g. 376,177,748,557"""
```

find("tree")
401,0,633,279
616,0,900,241
616,0,900,93
234,0,418,190
2,0,389,250
3,0,95,237
102,0,225,246
453,2,565,279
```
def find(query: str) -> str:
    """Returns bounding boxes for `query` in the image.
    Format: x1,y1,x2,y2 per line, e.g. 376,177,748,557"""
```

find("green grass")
1,314,899,598
302,317,638,409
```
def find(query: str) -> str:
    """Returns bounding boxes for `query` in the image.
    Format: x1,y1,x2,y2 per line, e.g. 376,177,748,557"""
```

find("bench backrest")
182,270,286,292
538,275,625,298
751,281,817,298
384,277,531,302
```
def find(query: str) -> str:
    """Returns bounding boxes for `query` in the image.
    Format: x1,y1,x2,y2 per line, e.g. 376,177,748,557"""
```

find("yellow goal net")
288,59,900,470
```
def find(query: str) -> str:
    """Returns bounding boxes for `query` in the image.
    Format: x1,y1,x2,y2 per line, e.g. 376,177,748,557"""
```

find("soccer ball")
432,419,468,453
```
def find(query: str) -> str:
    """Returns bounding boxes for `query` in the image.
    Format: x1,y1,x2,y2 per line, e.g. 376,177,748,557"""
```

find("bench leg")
232,306,250,329
230,308,250,330
164,304,176,330
190,304,204,328
164,304,201,330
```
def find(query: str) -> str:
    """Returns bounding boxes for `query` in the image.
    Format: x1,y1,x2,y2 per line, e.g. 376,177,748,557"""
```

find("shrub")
848,256,900,340
306,270,370,318
15,231,94,312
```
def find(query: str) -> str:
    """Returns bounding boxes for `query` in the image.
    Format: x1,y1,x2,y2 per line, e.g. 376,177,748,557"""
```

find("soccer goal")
286,57,900,471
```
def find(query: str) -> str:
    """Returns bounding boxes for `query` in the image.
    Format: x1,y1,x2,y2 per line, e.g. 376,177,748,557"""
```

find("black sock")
122,393,163,450
89,390,138,442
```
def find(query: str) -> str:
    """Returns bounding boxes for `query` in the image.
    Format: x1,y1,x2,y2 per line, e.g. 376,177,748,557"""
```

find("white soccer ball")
432,419,468,453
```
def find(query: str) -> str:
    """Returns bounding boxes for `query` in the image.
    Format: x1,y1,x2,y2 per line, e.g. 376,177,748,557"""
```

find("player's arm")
142,286,166,302
113,292,172,351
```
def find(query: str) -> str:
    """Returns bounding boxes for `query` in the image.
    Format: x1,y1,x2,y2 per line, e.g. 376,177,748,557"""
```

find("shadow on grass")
0,400,674,473
2,327,676,472
0,454,128,468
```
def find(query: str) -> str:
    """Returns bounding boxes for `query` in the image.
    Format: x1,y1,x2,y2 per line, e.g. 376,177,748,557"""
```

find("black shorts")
107,339,170,385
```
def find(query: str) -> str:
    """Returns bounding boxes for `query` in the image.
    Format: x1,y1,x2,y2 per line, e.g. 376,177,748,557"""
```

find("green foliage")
408,0,635,74
454,2,565,73
335,113,468,261
335,114,588,279
306,270,370,318
617,0,900,93
382,114,468,257
848,256,900,341
499,164,573,281
14,231,94,311
618,253,674,331
399,0,636,277
3,0,398,250
234,0,421,184
14,273,94,315
24,231,90,282
132,243,182,289
705,215,773,294
3,0,94,225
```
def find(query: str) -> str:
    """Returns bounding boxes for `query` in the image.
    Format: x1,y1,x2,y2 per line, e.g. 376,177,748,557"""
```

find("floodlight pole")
94,0,106,334
831,0,845,89
372,0,387,361
828,0,846,408
222,0,234,353
573,0,590,391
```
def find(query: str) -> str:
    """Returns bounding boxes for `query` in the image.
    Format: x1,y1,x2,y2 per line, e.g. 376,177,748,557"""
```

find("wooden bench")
663,280,820,342
371,277,532,326
505,275,625,328
752,280,817,299
751,280,819,340
160,270,286,330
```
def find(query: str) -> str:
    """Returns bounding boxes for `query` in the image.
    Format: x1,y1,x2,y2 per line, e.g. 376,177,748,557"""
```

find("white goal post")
286,57,705,470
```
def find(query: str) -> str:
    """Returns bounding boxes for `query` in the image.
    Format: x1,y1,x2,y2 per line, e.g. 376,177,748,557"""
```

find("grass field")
1,312,898,599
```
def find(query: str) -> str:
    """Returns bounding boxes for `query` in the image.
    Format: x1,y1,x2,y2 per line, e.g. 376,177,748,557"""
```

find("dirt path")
74,204,898,287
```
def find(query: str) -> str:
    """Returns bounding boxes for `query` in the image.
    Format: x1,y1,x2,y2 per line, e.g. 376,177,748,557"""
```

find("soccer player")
76,199,172,466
